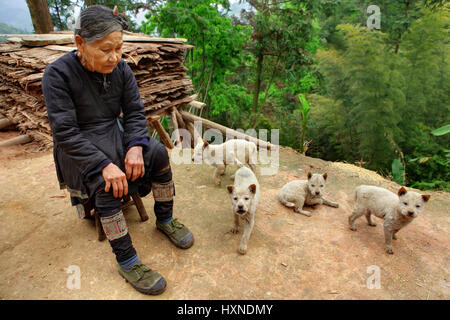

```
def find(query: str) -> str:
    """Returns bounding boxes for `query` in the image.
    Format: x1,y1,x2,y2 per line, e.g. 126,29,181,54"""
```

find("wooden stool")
83,194,149,241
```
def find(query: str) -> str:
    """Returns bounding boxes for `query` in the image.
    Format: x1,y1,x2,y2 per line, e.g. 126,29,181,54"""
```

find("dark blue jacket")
42,51,149,201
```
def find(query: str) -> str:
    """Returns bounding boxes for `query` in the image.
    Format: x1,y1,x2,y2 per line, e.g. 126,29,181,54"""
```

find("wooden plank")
19,72,44,84
188,100,206,110
123,34,187,43
44,45,76,52
0,33,187,45
20,35,74,47
5,37,22,43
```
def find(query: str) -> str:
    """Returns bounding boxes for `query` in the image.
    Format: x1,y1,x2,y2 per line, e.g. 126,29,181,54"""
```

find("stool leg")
131,194,149,222
95,211,106,242
83,200,93,219
123,194,131,203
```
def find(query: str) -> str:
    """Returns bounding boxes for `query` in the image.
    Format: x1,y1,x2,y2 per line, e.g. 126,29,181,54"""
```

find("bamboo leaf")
431,124,450,136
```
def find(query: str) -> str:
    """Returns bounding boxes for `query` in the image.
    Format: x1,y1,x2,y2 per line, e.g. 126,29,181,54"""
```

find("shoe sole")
156,227,194,249
119,271,167,295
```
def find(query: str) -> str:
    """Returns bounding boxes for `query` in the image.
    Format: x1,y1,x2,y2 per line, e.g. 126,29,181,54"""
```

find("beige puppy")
279,172,339,216
192,138,257,186
227,166,259,255
349,185,430,254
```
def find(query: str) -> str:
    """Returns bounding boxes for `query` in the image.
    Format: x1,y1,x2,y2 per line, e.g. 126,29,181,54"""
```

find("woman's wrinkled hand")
125,146,145,182
102,163,128,198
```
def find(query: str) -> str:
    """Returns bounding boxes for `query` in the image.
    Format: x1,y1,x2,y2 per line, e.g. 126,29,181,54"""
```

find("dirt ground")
0,131,449,300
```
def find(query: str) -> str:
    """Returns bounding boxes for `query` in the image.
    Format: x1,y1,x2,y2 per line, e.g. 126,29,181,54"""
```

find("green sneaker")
156,218,194,249
118,263,166,295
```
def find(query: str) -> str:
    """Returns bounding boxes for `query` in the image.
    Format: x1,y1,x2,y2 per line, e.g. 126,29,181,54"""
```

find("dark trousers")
86,137,173,263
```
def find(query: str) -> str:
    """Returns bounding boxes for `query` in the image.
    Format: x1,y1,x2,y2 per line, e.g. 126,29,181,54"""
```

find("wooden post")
0,134,32,147
184,119,202,148
0,118,13,130
170,108,182,147
179,111,274,150
188,100,206,110
149,117,174,149
173,108,193,148
174,108,186,129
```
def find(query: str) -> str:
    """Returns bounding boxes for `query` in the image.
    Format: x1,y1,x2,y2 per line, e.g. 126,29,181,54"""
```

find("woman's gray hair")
74,5,129,44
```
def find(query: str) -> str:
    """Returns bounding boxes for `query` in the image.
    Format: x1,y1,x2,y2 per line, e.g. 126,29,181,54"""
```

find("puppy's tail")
235,157,245,168
279,195,295,207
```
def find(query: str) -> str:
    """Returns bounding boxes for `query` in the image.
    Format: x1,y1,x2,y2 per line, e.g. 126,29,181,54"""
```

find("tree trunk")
262,55,280,104
26,0,54,34
394,1,410,54
54,2,63,30
202,60,215,104
252,52,264,114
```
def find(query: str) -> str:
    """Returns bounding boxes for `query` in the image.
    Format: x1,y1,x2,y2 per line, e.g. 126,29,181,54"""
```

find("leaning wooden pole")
170,108,182,147
149,117,174,149
179,110,275,150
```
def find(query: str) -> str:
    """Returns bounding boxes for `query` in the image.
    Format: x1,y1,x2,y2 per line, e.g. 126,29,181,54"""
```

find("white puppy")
349,185,430,254
226,166,259,255
279,172,339,217
192,138,257,186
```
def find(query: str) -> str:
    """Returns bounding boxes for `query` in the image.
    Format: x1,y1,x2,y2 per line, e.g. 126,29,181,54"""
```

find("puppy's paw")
230,227,239,234
349,226,357,231
238,245,247,255
385,247,394,254
326,201,339,208
298,210,311,217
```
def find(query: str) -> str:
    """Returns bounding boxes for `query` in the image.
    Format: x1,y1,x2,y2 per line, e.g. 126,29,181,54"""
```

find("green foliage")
138,0,448,192
297,94,310,153
431,124,450,136
316,24,405,170
392,159,405,185
47,0,150,31
48,0,76,31
142,0,251,119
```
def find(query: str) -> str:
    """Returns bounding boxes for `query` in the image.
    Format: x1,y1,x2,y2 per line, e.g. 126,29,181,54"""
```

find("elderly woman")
42,5,194,295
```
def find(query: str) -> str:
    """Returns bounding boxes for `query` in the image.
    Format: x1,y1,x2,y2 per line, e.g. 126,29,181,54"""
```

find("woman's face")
75,31,123,74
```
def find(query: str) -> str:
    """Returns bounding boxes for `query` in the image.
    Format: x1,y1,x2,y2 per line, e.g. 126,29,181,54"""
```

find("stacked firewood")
0,33,195,149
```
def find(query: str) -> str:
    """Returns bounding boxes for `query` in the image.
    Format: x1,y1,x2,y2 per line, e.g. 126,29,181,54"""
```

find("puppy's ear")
203,141,209,149
307,172,312,180
322,173,328,180
422,194,430,202
227,185,234,194
398,187,407,197
249,184,257,194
